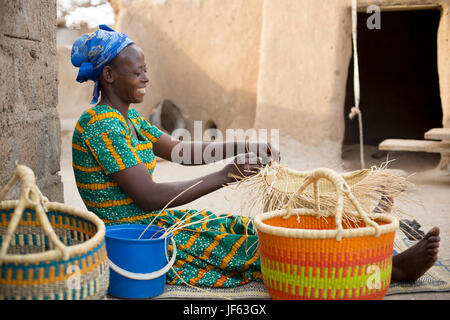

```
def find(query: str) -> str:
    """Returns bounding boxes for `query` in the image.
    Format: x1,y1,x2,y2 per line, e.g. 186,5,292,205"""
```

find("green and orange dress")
72,105,261,287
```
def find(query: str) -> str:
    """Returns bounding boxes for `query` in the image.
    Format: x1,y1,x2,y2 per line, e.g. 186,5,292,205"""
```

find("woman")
71,25,440,288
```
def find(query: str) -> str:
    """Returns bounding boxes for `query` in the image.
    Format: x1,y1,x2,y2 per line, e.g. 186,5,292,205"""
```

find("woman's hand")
221,152,264,184
247,141,281,164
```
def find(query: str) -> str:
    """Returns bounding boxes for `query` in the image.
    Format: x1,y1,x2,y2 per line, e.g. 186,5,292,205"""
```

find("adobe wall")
57,45,94,119
111,0,263,134
255,0,352,170
111,0,350,170
63,0,450,171
0,0,63,201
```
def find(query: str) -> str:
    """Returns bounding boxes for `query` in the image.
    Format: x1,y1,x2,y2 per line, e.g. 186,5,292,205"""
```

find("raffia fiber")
228,161,418,224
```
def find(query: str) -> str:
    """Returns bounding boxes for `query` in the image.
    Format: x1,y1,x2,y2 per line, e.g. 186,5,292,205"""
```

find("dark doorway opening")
343,9,443,147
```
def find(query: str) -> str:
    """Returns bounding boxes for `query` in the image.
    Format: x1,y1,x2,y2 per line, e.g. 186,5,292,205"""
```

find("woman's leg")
141,209,261,288
374,195,441,282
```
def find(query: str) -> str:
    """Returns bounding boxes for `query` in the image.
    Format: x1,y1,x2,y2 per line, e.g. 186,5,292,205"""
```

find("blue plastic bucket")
105,224,176,299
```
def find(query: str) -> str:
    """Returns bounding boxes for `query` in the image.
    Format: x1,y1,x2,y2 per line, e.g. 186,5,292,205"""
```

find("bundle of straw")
228,160,418,223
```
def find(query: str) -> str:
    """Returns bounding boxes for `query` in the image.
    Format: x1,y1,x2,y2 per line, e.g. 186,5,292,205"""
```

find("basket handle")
283,167,380,241
0,164,69,265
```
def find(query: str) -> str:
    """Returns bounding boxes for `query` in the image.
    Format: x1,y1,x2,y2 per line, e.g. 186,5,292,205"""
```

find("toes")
429,255,438,263
427,247,439,260
428,246,439,254
425,227,440,238
427,240,440,249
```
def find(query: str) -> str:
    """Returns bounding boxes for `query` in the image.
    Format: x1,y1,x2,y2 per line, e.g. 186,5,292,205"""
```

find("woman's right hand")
221,152,264,183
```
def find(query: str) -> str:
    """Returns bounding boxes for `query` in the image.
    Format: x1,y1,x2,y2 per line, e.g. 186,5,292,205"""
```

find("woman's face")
109,44,149,104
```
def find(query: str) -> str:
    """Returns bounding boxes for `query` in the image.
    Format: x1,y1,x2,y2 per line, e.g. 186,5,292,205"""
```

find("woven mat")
151,229,450,300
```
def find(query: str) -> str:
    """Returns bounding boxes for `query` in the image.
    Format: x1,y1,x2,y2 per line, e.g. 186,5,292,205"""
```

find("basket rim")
0,200,105,264
254,208,399,240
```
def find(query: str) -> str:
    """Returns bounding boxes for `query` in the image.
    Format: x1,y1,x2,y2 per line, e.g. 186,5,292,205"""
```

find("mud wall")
59,0,450,171
111,0,263,134
0,0,63,201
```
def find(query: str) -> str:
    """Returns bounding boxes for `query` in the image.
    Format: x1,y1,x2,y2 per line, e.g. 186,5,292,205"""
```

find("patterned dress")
72,105,262,287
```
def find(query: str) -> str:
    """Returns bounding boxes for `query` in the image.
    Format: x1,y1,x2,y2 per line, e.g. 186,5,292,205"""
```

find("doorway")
343,9,443,147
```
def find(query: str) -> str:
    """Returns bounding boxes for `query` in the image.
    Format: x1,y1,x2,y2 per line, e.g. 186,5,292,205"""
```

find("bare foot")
391,227,440,282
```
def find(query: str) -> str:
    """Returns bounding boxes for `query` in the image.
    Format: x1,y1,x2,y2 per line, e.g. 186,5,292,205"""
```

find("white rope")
349,0,366,169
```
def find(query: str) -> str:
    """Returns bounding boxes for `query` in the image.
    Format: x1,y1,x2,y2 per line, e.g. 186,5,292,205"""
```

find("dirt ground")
60,119,450,300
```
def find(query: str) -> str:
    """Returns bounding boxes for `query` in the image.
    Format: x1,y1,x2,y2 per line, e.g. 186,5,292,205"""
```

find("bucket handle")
107,237,177,280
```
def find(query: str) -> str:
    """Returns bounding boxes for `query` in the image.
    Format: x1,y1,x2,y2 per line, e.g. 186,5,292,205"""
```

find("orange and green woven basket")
254,168,399,300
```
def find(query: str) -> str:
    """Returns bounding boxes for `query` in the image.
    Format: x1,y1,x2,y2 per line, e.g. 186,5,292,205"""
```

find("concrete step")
424,128,450,141
379,139,450,153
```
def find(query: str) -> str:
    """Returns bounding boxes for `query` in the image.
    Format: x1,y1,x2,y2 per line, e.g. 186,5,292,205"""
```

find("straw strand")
138,180,204,240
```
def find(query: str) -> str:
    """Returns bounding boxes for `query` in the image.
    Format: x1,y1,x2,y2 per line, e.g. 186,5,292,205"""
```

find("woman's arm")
127,131,276,211
111,152,262,212
153,132,280,165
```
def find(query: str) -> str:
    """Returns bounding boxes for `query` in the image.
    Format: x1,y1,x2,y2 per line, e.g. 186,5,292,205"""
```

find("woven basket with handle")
0,164,109,300
254,167,399,300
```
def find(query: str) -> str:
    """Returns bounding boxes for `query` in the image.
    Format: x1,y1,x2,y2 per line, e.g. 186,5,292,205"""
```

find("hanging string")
348,0,366,169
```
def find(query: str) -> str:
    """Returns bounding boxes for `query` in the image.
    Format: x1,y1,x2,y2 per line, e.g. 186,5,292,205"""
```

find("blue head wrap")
71,24,134,104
